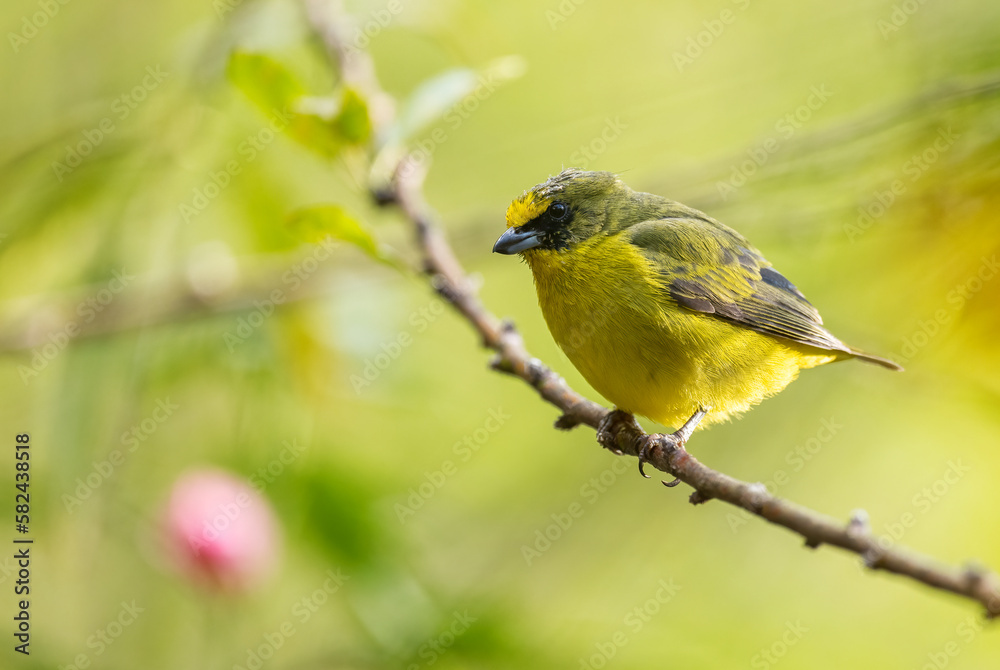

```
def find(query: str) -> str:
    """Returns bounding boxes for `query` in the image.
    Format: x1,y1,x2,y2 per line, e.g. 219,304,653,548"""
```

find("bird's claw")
637,438,653,479
639,433,681,485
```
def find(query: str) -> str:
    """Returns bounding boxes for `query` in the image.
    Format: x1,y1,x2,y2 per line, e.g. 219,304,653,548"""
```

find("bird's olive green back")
623,217,849,354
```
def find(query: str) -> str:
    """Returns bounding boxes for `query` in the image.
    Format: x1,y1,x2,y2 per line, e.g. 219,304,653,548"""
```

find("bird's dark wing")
626,217,848,353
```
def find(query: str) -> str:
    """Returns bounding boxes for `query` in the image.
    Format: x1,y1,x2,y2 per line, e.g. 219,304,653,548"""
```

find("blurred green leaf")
386,68,478,146
381,56,526,149
227,50,304,113
286,113,346,157
287,205,385,261
227,51,371,158
333,88,372,145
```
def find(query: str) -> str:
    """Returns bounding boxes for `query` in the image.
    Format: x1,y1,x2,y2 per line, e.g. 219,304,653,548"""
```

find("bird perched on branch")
493,169,901,465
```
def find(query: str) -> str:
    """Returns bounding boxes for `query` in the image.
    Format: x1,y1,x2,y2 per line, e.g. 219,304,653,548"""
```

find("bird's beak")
492,226,544,254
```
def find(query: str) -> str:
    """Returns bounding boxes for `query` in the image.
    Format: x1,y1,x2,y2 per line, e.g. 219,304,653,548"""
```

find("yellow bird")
493,169,901,455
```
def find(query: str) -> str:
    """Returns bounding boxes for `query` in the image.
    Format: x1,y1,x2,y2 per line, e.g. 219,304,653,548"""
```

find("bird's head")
492,169,627,255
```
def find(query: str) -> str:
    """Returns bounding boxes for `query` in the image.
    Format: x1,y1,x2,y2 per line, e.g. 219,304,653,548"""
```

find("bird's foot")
598,407,710,486
672,406,709,445
638,433,675,480
596,409,642,455
640,407,711,485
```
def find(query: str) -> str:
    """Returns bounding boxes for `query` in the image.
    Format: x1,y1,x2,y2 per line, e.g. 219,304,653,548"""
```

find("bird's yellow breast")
525,234,836,428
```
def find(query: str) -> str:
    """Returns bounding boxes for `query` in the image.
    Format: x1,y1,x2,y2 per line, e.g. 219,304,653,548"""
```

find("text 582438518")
13,432,31,656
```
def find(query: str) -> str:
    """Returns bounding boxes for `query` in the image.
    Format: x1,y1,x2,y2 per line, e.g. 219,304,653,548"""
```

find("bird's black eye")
549,202,569,222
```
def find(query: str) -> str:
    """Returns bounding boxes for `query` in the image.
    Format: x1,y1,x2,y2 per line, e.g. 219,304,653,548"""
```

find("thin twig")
313,0,1000,618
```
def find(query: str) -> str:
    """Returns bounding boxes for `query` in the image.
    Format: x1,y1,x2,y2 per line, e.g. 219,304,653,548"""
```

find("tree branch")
0,253,351,353
309,0,1000,619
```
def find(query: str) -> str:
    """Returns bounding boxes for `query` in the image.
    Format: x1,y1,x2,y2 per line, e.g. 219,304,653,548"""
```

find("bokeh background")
2,0,1000,667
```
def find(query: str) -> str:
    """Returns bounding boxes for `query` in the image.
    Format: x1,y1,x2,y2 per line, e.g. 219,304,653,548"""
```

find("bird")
492,169,901,465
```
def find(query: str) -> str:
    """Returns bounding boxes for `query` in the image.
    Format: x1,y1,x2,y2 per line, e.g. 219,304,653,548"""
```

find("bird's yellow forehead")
505,192,551,228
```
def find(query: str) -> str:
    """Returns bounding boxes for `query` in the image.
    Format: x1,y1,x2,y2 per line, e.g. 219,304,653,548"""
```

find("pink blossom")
163,469,280,592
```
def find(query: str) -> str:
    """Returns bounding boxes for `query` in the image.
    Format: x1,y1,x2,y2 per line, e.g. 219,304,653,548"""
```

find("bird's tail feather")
847,347,904,372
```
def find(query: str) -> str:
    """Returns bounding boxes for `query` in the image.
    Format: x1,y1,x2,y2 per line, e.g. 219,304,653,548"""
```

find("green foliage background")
1,0,999,668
